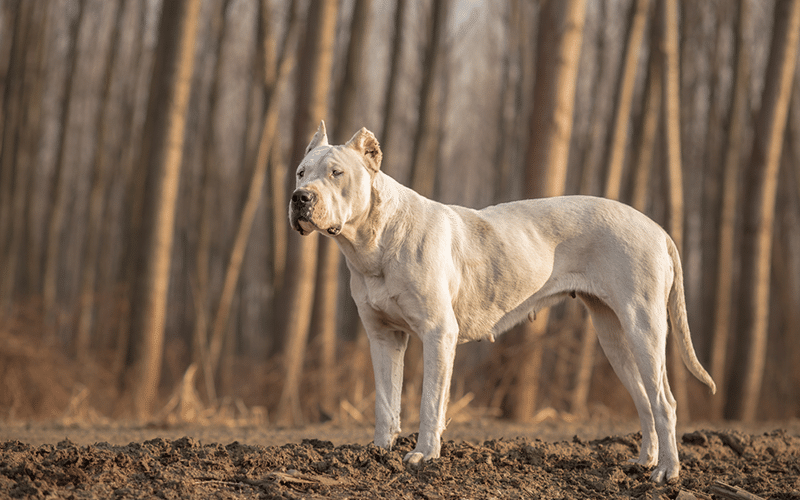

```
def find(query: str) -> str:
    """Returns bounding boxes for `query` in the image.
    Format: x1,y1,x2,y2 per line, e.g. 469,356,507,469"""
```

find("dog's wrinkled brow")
302,147,335,171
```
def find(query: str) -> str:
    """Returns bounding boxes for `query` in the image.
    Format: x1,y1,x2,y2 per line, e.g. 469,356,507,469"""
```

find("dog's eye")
297,169,304,179
331,169,343,178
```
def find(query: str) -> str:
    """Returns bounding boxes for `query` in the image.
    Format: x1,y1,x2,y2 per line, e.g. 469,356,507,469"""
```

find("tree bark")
524,0,586,200
514,0,586,422
379,0,406,176
0,2,28,314
76,0,125,363
332,0,371,143
660,0,690,422
267,1,299,301
307,0,373,418
192,0,230,405
728,0,800,422
710,0,750,420
208,16,298,387
0,1,48,315
277,0,339,426
129,0,202,419
42,0,85,338
604,0,650,201
631,12,662,213
408,0,449,198
493,0,522,203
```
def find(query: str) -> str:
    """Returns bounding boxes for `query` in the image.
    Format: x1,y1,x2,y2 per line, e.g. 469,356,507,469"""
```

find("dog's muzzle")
290,189,316,235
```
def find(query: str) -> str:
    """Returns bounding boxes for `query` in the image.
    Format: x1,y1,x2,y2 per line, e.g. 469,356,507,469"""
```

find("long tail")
666,235,716,393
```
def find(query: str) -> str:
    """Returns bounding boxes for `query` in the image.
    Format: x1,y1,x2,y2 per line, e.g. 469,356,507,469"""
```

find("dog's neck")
333,172,411,277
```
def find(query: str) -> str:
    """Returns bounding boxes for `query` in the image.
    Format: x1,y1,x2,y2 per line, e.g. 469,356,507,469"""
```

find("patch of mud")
2,429,799,499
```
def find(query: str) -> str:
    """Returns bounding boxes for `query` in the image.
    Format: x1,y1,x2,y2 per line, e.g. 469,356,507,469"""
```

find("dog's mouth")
290,212,341,237
290,213,315,236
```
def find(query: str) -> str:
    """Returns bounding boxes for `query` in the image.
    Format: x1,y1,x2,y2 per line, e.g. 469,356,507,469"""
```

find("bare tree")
729,0,800,422
379,0,406,175
709,0,750,419
268,2,300,301
76,0,126,362
308,0,373,417
42,0,85,337
604,0,650,201
493,0,522,203
191,0,231,405
524,0,586,200
631,14,662,214
514,0,586,422
128,0,202,419
208,12,299,393
276,0,339,426
408,0,449,198
0,1,49,315
660,0,690,421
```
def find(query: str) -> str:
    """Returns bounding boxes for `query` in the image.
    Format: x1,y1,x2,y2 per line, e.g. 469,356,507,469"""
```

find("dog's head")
289,121,382,237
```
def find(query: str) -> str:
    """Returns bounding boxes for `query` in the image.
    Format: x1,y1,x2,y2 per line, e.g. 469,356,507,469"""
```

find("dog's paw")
403,451,425,467
628,453,657,468
649,463,679,483
374,430,399,451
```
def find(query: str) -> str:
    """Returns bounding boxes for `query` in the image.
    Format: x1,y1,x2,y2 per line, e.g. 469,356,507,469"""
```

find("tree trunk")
332,0,371,143
709,0,750,420
276,0,339,426
631,12,662,213
129,0,202,419
514,0,586,422
379,0,406,176
728,0,800,422
0,2,28,314
408,0,449,198
570,0,612,417
659,0,690,422
76,0,125,363
208,15,298,387
0,1,48,315
524,0,586,200
191,0,230,405
267,2,299,303
306,0,372,419
604,0,650,201
493,0,521,203
398,0,451,408
576,0,610,198
42,0,84,338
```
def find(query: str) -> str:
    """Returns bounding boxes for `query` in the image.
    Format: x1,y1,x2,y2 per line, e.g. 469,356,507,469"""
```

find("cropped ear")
305,120,329,155
345,127,382,173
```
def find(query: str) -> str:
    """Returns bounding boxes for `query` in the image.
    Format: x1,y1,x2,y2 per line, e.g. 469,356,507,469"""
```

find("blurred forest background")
1,0,799,428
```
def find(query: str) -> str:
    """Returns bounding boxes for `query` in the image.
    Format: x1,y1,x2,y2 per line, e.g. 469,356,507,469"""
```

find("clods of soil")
1,429,799,499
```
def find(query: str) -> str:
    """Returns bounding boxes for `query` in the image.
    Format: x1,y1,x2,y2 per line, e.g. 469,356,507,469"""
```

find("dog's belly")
449,258,549,343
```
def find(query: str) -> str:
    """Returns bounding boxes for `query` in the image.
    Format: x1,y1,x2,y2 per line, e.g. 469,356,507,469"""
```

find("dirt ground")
1,418,799,499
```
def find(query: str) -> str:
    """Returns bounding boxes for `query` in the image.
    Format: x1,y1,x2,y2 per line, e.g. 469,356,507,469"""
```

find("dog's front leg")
367,329,409,450
404,325,458,465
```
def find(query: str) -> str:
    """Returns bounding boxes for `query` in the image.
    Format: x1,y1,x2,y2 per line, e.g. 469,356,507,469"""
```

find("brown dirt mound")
1,429,798,499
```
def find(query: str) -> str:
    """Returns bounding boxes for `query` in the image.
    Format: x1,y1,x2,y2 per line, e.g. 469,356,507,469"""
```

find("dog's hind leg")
581,295,659,469
628,321,680,483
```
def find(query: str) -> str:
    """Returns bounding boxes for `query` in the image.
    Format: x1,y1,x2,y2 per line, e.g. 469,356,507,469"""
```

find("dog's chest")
362,275,400,312
357,274,409,330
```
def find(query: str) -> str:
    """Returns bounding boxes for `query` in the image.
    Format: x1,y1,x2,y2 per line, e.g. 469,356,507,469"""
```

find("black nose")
292,189,316,206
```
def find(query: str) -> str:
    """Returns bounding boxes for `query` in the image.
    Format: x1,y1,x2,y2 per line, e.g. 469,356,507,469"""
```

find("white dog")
289,122,715,482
